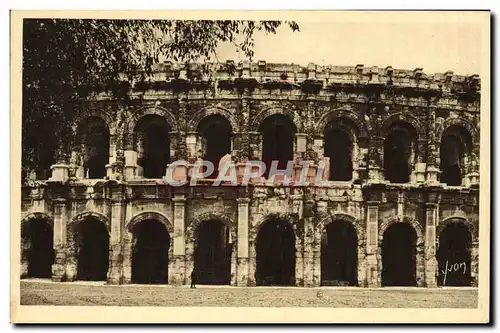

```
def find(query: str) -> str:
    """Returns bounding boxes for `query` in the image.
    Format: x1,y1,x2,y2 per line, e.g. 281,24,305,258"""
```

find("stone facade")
21,61,481,288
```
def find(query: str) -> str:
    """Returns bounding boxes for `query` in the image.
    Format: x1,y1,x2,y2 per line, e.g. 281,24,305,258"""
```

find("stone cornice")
87,61,480,105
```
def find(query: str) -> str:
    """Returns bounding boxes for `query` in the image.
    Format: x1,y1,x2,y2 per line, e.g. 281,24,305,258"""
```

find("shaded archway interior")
437,222,472,286
256,218,296,286
131,219,170,284
74,217,110,281
77,116,110,179
381,223,417,286
324,120,354,181
21,218,54,278
321,220,358,286
197,115,232,178
440,126,472,186
193,219,232,285
134,114,171,178
259,114,296,178
384,122,417,183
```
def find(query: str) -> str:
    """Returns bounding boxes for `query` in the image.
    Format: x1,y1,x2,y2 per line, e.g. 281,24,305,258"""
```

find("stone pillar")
465,150,480,187
121,231,133,284
234,95,251,163
471,240,479,287
424,203,438,287
302,197,315,287
365,202,380,287
231,132,243,162
108,199,125,284
295,133,308,161
247,236,257,286
357,236,367,287
236,198,250,286
186,132,199,162
51,137,71,180
20,231,29,278
248,131,263,161
412,139,427,183
368,136,384,182
351,140,360,181
176,95,189,158
52,199,67,282
171,131,188,163
105,132,117,178
426,107,441,184
293,194,308,287
124,127,141,180
247,192,266,286
356,137,369,182
172,194,186,285
312,136,324,161
50,164,70,182
295,233,304,287
313,199,328,286
107,114,126,181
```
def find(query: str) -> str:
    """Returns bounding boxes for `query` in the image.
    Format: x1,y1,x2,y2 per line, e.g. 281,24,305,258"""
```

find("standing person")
190,267,197,289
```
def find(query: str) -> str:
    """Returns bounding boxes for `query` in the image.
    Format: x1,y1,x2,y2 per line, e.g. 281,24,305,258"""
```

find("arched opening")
193,219,232,285
440,126,472,186
324,121,354,181
21,218,53,278
259,114,296,178
382,223,417,286
437,222,472,286
197,114,232,178
134,114,171,178
384,122,417,183
74,217,109,281
78,117,110,179
321,220,358,286
131,219,170,284
256,218,296,286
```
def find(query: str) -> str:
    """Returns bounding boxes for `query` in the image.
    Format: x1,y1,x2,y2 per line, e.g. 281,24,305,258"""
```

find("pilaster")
302,197,315,287
424,203,438,287
366,201,380,287
471,240,479,287
313,199,328,286
121,231,133,284
52,198,67,282
236,198,250,286
426,106,440,184
108,198,125,284
368,136,384,183
172,193,186,285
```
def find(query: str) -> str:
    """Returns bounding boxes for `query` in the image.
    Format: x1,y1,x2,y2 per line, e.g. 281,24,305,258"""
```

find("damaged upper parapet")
113,60,480,101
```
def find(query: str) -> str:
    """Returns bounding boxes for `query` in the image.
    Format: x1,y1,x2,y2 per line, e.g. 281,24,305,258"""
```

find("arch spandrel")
69,211,111,233
436,117,479,145
316,213,364,246
186,212,237,242
254,212,301,235
71,110,113,137
21,212,54,226
127,106,178,135
437,215,478,242
127,211,174,234
73,115,111,144
380,112,424,139
187,106,239,133
379,215,424,246
250,106,301,132
315,109,366,138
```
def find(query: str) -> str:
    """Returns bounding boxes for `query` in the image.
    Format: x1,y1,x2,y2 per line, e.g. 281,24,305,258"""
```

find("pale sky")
215,21,481,76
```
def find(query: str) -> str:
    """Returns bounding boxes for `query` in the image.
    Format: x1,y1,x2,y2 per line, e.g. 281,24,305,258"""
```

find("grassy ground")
20,280,478,308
